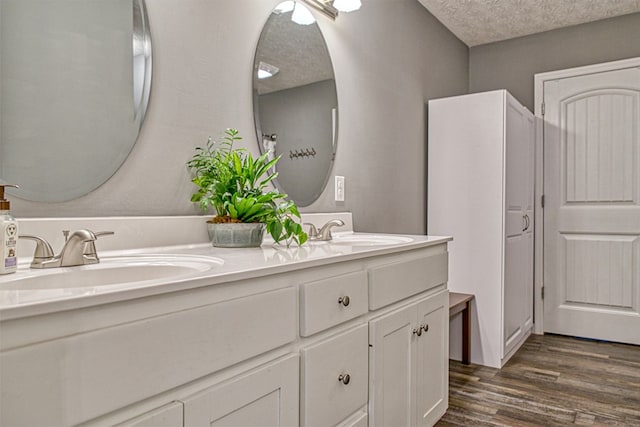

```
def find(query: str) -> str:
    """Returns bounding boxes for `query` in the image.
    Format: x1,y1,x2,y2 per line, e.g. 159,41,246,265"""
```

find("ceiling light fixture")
292,2,317,25
288,0,361,23
333,0,361,13
274,1,295,14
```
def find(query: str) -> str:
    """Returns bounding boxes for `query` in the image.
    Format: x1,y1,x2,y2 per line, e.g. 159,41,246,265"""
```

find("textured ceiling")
417,0,640,46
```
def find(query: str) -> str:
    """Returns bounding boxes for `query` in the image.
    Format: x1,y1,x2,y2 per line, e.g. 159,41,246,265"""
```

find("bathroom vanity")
0,216,450,427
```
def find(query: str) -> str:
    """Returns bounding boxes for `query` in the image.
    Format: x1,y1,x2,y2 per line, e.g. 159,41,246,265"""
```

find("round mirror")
253,1,338,207
0,0,152,202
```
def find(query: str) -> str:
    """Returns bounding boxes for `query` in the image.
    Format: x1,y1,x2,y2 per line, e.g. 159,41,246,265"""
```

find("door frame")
532,56,640,334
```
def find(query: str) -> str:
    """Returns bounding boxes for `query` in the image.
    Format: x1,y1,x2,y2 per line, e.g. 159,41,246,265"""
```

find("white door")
543,66,640,344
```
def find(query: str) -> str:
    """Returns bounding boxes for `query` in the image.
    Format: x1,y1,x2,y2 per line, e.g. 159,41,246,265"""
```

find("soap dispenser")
0,184,19,274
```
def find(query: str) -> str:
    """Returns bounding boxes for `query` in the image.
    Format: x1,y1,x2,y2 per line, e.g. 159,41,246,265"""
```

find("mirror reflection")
253,1,338,207
0,0,152,202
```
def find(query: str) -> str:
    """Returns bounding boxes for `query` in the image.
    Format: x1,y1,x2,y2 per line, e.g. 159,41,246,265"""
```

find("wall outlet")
335,176,345,202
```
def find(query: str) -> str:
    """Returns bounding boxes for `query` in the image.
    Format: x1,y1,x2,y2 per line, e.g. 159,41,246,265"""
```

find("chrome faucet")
19,229,114,268
303,219,345,241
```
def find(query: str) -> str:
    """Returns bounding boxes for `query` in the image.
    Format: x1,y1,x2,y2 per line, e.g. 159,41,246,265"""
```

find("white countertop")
0,232,451,321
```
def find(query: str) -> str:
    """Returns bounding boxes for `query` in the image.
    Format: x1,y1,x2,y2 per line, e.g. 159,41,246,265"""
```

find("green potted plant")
187,128,308,248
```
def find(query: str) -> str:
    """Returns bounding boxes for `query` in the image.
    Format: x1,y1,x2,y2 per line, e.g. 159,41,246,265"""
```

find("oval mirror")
0,0,152,202
253,1,338,207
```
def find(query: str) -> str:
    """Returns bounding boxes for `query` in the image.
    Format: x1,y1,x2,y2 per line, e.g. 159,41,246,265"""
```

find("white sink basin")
309,234,414,247
0,254,224,290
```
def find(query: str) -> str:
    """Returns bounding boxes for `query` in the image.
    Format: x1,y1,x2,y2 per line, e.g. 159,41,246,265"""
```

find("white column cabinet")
369,290,448,427
428,90,535,368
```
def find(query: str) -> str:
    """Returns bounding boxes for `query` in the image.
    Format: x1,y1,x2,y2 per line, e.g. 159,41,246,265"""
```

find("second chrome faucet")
19,229,114,268
303,219,345,241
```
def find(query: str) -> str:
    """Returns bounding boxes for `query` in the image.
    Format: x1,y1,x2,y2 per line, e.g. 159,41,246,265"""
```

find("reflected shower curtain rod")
301,0,338,20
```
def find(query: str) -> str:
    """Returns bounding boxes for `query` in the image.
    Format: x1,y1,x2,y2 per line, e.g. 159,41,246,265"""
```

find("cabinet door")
301,324,369,427
182,354,298,427
504,97,534,357
415,291,448,427
369,303,416,427
523,112,535,333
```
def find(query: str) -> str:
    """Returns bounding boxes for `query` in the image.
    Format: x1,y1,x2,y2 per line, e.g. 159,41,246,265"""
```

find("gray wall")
469,13,640,112
8,0,469,234
257,79,337,207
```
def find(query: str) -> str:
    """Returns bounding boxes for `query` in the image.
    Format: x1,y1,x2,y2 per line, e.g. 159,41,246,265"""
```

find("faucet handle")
83,231,114,259
94,231,115,238
19,235,55,259
19,235,55,268
302,223,318,238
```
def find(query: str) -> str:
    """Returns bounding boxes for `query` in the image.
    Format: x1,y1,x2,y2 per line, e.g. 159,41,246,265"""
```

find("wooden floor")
437,334,640,426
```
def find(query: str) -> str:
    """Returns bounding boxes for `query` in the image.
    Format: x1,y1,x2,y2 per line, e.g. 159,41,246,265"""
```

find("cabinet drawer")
301,324,369,427
369,251,448,310
300,270,368,336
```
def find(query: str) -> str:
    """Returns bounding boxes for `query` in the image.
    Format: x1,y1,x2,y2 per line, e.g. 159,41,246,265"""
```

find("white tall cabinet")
428,90,534,368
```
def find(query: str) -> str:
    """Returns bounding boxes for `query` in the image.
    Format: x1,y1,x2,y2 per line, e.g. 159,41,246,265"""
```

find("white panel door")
544,66,640,344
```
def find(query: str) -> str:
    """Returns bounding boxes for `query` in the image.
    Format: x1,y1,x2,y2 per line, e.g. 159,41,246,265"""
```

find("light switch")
335,176,345,202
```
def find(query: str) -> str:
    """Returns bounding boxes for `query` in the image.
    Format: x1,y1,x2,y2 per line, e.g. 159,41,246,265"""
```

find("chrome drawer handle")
422,324,429,333
338,296,350,307
338,373,351,385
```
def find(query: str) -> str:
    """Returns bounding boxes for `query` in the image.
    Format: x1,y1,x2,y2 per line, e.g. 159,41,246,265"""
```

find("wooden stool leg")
462,302,471,365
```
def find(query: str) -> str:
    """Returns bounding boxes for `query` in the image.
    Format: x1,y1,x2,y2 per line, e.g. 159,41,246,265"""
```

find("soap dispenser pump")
0,184,19,274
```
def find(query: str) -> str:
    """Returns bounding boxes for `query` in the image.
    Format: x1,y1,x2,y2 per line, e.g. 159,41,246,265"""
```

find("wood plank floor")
437,334,640,426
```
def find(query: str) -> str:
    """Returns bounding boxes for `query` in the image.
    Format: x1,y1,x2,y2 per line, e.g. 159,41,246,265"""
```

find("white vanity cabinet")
428,89,534,368
0,237,450,427
369,290,448,427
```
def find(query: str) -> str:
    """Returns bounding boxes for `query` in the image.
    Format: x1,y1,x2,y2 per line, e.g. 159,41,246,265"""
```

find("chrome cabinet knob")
338,296,350,307
338,374,351,385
